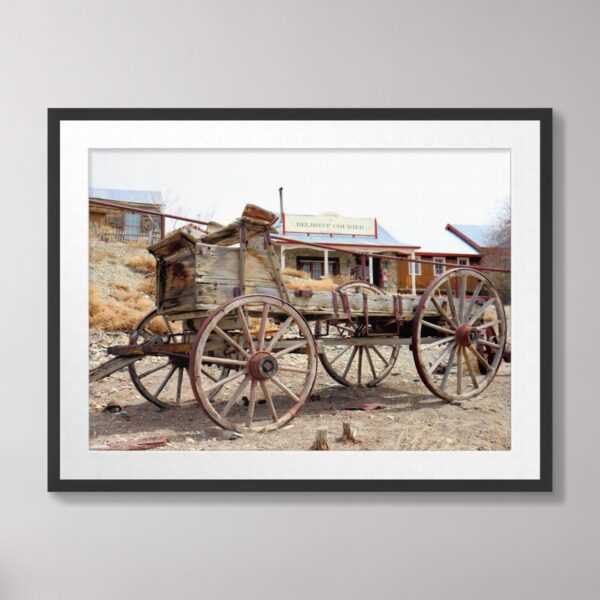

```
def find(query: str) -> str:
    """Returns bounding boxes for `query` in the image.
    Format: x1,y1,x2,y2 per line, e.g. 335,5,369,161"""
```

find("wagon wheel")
128,310,230,409
412,268,507,402
317,281,399,387
190,295,318,432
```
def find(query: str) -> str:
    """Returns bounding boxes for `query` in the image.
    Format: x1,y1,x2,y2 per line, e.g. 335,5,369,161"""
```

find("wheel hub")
455,324,478,347
247,351,278,380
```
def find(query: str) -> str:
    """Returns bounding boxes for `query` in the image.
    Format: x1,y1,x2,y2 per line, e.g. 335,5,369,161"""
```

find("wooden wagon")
91,204,509,433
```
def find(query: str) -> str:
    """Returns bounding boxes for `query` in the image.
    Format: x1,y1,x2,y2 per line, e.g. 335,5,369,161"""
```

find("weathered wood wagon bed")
91,204,510,433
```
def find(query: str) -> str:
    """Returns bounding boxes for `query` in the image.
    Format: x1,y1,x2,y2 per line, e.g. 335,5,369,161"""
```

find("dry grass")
126,254,156,275
137,276,157,296
89,284,161,332
284,273,352,292
283,267,310,279
89,247,117,263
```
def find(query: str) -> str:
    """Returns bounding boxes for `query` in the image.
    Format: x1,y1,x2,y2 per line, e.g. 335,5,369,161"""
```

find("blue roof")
89,187,165,206
447,224,494,249
274,218,418,248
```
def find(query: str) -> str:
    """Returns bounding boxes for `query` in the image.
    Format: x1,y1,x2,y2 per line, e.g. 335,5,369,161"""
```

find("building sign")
284,212,376,237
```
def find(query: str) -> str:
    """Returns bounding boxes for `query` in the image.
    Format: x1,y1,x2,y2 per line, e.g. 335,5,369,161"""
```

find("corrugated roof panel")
448,224,494,249
89,187,165,206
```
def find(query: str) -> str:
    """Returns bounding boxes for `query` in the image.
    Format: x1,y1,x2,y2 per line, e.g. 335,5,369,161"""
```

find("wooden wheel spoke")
203,369,246,394
440,345,457,391
444,280,458,323
342,347,358,379
467,345,492,372
213,325,250,358
236,307,256,353
426,341,455,376
138,361,170,379
371,345,390,364
456,346,463,396
357,347,363,385
365,347,378,379
201,356,247,366
277,365,311,374
245,380,258,427
431,297,457,329
154,364,177,398
464,347,480,388
257,304,270,350
464,282,483,322
458,274,467,325
422,320,455,336
260,381,278,422
420,335,455,351
221,376,251,417
265,316,294,352
478,338,502,350
200,366,219,382
274,341,306,358
474,319,502,330
270,376,301,403
329,346,350,365
175,367,184,403
468,297,496,325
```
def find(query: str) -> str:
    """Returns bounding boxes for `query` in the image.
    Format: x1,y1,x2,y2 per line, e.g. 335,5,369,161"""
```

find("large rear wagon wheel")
190,295,318,432
412,268,507,402
128,310,229,410
317,281,399,387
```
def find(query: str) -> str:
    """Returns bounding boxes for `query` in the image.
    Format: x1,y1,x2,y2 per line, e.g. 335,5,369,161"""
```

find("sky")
90,149,510,247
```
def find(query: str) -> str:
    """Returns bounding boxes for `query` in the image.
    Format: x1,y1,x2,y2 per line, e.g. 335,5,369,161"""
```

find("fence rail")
90,230,161,245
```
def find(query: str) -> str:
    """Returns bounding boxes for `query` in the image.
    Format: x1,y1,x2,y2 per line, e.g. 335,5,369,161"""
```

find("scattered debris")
311,428,329,450
104,402,123,414
99,437,170,451
338,422,359,444
205,427,244,440
342,402,385,411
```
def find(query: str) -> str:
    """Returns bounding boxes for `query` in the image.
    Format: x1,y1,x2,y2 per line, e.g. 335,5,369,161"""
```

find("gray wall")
0,1,595,598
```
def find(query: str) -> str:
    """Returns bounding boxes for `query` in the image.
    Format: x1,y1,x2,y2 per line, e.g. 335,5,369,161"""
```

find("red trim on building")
445,224,483,251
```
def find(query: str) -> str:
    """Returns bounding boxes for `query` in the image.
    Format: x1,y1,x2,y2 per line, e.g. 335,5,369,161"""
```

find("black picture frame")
48,108,552,492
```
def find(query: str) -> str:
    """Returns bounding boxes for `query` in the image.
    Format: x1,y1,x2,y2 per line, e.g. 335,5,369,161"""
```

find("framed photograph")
48,108,552,491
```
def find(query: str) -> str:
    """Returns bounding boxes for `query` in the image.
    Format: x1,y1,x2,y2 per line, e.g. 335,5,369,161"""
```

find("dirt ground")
89,318,511,452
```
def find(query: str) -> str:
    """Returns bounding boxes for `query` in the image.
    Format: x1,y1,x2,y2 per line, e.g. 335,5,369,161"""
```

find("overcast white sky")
90,149,510,246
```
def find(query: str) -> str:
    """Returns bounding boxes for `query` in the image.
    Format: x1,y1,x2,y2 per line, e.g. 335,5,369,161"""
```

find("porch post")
411,252,417,295
368,255,373,284
280,245,285,270
323,248,329,277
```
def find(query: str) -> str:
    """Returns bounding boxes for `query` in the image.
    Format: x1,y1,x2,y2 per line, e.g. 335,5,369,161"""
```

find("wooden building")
273,211,420,293
89,188,165,243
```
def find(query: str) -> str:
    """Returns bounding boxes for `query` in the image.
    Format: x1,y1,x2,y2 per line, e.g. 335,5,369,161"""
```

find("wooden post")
338,422,359,443
410,252,416,295
311,428,329,451
368,255,373,284
324,248,329,277
239,223,247,296
280,244,285,271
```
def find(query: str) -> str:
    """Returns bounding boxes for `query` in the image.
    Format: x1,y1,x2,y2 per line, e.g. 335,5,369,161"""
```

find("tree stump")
338,422,359,444
311,428,329,451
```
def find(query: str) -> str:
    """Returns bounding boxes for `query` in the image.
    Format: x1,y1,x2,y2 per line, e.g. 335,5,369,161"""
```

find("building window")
296,257,339,279
409,259,421,276
434,257,445,275
458,257,470,267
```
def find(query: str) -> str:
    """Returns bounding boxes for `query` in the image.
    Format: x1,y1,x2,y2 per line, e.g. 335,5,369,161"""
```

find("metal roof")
414,227,481,256
274,219,419,249
447,224,494,250
89,187,165,206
